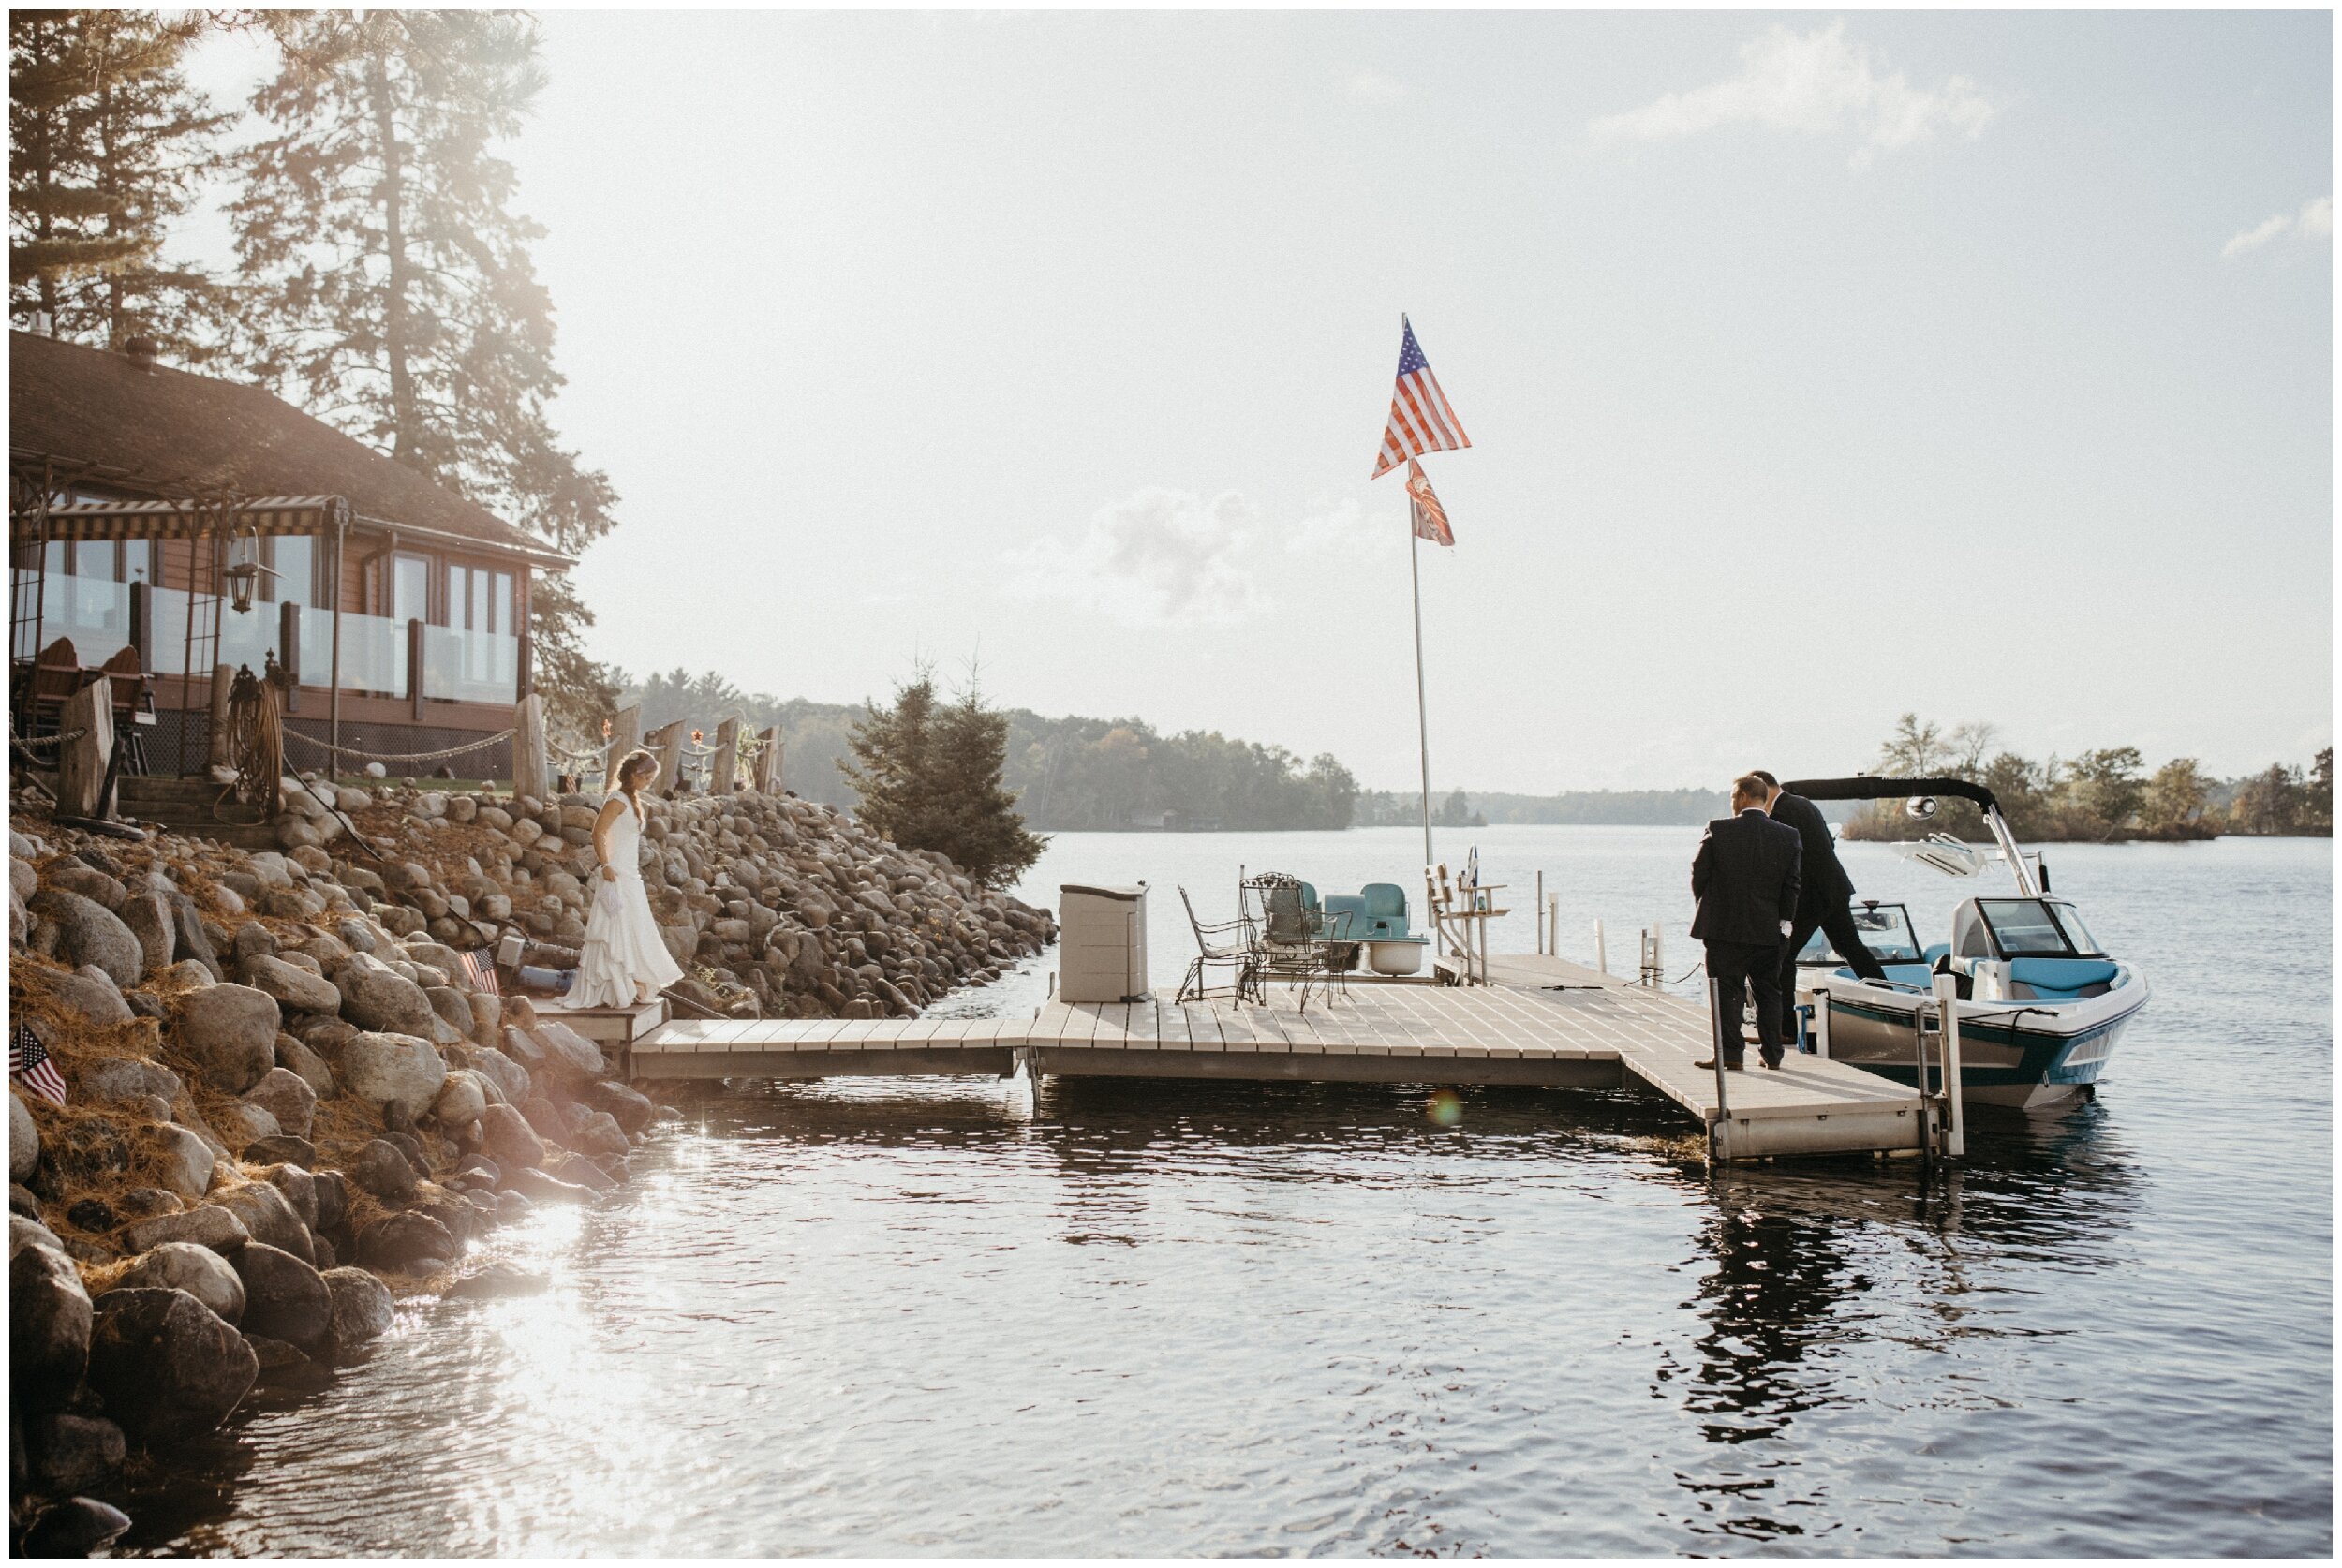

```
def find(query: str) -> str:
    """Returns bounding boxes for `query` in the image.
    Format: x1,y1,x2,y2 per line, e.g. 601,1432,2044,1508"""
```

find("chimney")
124,335,159,372
26,310,53,337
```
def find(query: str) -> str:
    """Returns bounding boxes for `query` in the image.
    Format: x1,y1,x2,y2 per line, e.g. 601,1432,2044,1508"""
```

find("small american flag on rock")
11,1022,67,1106
458,948,501,996
1371,316,1471,479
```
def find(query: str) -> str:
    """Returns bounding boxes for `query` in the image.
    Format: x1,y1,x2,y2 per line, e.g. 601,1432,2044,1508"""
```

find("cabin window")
392,553,432,623
452,564,513,635
270,536,315,605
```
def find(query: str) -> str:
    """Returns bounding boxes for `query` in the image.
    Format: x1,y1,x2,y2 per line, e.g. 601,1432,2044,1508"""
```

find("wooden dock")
601,954,1929,1161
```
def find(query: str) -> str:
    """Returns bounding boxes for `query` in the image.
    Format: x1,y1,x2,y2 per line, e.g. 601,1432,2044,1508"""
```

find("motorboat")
1780,776,2152,1111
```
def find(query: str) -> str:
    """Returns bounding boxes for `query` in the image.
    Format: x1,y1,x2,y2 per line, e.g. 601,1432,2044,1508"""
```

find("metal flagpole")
1408,507,1433,876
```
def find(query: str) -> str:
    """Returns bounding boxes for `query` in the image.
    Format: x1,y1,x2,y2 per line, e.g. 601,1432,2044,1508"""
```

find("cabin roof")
8,331,566,566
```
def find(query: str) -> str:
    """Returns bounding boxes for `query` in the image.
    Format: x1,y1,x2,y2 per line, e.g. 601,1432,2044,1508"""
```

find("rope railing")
281,727,518,767
11,727,89,751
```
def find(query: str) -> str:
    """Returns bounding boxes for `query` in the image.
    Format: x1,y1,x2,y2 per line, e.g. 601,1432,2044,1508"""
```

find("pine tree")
9,9,230,353
842,673,1045,886
230,11,618,733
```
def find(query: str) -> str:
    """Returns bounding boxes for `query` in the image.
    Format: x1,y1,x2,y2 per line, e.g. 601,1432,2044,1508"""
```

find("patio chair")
1253,875,1351,1013
1176,885,1259,1005
98,646,153,775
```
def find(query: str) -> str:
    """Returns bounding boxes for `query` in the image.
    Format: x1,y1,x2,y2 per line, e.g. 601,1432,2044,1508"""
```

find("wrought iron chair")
1176,885,1259,1004
1247,872,1351,1013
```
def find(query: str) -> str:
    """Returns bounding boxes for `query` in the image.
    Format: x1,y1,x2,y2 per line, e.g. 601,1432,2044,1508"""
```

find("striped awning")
10,495,351,543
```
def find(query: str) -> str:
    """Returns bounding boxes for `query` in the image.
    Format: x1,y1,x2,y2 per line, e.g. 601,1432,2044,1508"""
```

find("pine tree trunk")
367,51,421,466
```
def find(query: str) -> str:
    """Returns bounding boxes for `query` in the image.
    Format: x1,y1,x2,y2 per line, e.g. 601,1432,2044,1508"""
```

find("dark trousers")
1777,901,1890,1015
1705,939,1786,1066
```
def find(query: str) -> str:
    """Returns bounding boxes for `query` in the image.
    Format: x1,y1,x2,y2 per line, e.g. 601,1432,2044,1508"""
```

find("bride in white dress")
565,748,684,1009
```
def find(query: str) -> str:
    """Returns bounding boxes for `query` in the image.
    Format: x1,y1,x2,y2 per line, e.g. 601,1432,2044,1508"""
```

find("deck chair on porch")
17,636,84,737
98,646,153,775
1176,885,1259,1004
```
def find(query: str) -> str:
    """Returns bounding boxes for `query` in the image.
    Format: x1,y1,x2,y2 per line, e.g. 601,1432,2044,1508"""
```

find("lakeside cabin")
8,328,568,785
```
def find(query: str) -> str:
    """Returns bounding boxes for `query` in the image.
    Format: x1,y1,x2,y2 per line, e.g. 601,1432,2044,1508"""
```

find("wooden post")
278,600,301,713
709,716,740,796
205,662,234,770
605,703,641,784
56,674,114,818
407,616,425,720
752,726,781,792
511,691,549,801
128,580,151,672
645,720,685,795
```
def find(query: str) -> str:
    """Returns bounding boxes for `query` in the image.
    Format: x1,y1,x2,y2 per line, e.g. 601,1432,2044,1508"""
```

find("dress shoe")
1693,1058,1745,1072
1760,1053,1784,1071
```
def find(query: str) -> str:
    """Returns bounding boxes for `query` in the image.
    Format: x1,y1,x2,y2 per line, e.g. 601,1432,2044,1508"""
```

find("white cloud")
1006,488,1266,625
2224,196,2334,259
1347,67,1409,104
1589,22,1996,166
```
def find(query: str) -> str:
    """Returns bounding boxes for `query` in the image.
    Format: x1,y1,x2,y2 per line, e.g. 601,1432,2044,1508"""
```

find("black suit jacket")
1768,790,1855,918
1691,807,1802,947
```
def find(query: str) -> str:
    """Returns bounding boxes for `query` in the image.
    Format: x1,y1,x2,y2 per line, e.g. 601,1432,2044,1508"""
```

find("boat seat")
1321,894,1368,937
2008,957,2119,1001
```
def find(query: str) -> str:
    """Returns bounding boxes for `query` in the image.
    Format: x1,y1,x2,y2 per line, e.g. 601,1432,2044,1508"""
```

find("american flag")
11,1022,67,1106
1371,316,1471,479
457,948,501,996
1405,459,1454,547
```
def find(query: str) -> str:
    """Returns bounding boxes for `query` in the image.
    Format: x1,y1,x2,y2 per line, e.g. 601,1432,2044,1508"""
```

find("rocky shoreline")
7,777,1055,1554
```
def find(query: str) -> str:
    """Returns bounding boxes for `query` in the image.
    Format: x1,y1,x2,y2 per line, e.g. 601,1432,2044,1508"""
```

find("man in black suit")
1753,771,1890,1009
1691,774,1802,1071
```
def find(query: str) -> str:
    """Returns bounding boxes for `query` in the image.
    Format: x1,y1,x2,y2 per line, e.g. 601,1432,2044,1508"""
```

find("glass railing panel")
334,612,407,697
14,573,133,665
422,625,518,703
216,604,276,676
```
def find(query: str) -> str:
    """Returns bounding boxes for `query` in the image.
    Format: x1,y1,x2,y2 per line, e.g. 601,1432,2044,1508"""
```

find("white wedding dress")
566,793,684,1009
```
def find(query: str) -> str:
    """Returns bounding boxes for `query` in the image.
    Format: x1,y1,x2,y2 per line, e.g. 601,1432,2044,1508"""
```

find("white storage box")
1059,882,1149,1002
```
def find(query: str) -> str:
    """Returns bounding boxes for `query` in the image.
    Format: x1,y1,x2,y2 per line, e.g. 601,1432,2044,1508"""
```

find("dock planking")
622,951,1930,1160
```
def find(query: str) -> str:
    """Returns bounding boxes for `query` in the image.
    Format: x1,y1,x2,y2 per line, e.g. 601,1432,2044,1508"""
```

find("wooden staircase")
114,775,280,851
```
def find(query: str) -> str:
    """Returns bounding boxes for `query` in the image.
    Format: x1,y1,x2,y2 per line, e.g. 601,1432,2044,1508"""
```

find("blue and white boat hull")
1806,968,2150,1111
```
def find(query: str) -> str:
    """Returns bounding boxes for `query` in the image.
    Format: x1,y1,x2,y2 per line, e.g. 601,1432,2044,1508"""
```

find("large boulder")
433,1069,496,1130
529,1020,610,1087
230,1242,333,1354
120,891,176,977
43,862,125,911
47,966,133,1027
348,1139,419,1205
260,1163,319,1230
274,1032,336,1098
121,1204,248,1255
465,1045,531,1107
11,1241,93,1412
323,1265,395,1349
28,889,143,986
20,1497,132,1557
206,1182,312,1265
309,1169,348,1231
425,985,475,1038
571,1110,630,1160
241,954,342,1017
211,1100,282,1152
334,953,440,1037
111,1241,245,1324
325,1031,447,1122
78,1054,182,1104
244,1067,318,1140
24,1413,127,1495
586,1080,657,1136
356,1211,457,1272
476,1103,545,1171
85,1288,258,1443
148,1122,216,1202
10,1088,37,1183
172,984,282,1093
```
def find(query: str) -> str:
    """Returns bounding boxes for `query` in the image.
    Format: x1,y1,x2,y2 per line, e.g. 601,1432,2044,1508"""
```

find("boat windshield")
1979,898,2105,957
1798,902,1922,964
2049,903,2106,956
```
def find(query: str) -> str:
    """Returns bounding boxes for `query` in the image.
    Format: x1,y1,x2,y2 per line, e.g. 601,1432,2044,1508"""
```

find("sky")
176,10,2332,792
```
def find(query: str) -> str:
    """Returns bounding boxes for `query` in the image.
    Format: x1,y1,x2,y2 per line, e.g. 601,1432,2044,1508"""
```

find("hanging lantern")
222,528,263,614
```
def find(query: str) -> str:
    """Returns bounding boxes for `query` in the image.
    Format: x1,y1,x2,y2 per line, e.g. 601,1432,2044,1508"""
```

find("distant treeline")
623,670,1356,830
1840,715,2334,843
1355,787,1730,827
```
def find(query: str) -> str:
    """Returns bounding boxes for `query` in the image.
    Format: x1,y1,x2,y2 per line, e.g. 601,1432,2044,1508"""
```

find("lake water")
122,827,2332,1556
